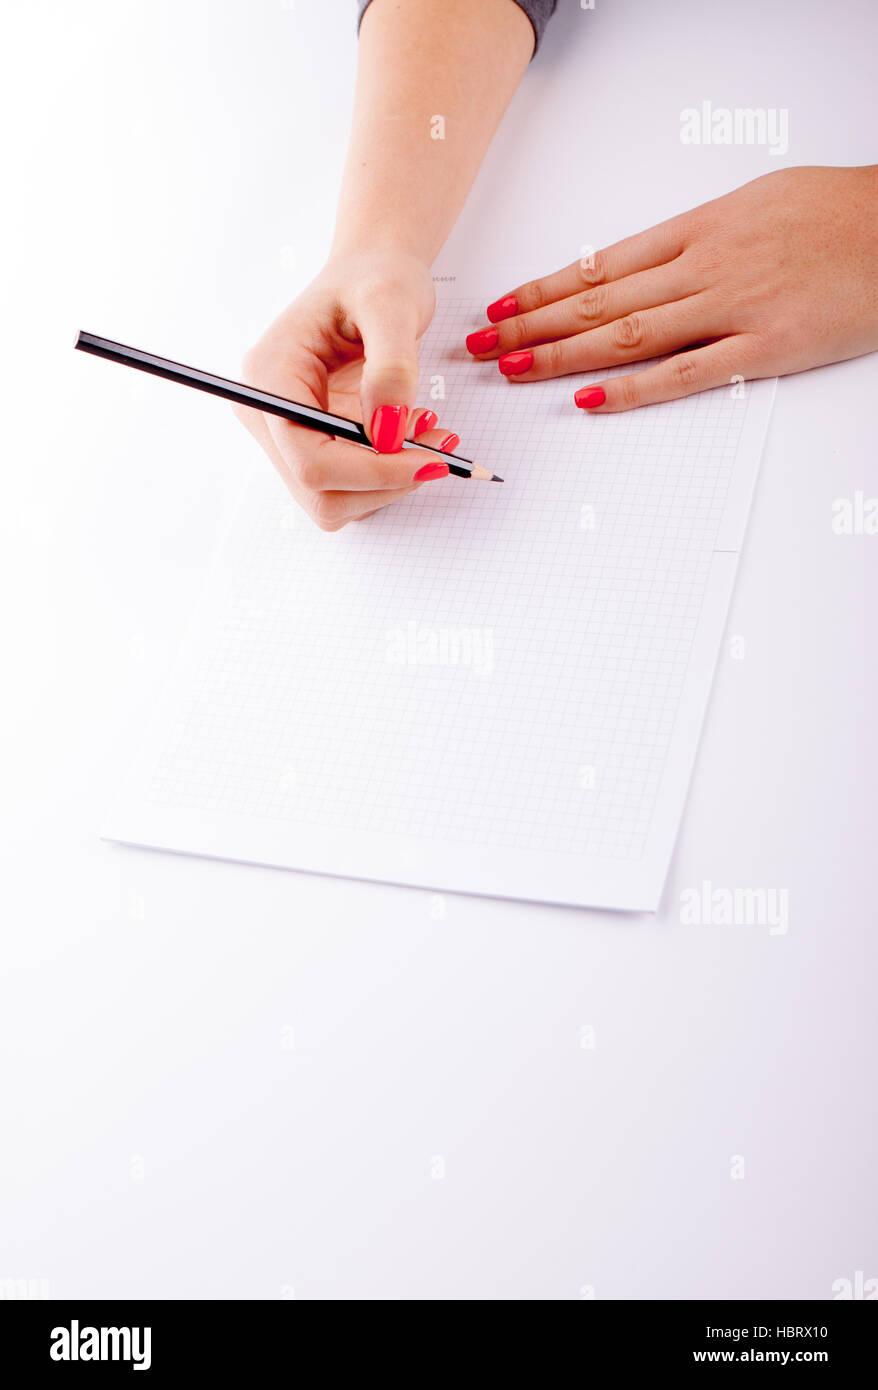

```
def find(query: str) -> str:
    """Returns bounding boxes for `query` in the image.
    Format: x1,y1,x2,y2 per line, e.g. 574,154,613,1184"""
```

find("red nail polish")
466,327,499,354
574,386,606,409
371,404,408,452
437,432,460,453
413,410,437,438
414,462,449,482
487,295,518,323
498,351,533,376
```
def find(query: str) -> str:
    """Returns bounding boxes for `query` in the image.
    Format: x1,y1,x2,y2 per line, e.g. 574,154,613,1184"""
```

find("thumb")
357,299,421,453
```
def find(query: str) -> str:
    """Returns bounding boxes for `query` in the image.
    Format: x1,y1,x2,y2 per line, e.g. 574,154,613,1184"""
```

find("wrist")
321,242,433,287
329,224,435,267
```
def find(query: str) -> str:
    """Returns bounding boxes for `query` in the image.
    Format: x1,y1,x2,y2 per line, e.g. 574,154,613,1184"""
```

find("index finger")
268,424,455,492
237,344,401,491
486,216,688,320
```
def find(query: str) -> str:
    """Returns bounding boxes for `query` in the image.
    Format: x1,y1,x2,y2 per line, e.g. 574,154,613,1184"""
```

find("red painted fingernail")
437,432,460,453
498,351,533,376
574,386,606,409
466,326,499,355
371,404,408,452
487,295,518,323
412,410,437,438
414,462,449,482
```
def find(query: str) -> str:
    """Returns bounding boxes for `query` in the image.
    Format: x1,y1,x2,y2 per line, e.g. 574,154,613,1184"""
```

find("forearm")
331,0,534,265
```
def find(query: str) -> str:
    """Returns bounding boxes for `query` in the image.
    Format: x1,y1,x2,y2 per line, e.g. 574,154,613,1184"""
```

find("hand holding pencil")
232,249,474,530
76,320,501,497
230,0,532,531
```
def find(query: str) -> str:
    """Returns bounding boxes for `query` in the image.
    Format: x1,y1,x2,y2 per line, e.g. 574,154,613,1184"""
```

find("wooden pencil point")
469,462,503,482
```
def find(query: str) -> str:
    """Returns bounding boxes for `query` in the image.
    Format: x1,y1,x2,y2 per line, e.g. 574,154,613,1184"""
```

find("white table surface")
1,0,875,1299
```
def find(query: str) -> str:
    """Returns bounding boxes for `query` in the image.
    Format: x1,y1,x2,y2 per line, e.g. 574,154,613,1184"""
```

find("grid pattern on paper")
143,298,748,861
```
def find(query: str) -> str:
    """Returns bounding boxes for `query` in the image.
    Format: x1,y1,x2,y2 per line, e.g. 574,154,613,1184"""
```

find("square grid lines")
143,298,748,864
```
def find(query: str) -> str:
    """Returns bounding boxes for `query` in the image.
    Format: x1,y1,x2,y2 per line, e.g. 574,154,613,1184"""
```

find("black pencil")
74,331,502,482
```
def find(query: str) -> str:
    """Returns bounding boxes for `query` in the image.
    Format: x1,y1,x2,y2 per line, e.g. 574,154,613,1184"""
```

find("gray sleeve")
356,0,557,55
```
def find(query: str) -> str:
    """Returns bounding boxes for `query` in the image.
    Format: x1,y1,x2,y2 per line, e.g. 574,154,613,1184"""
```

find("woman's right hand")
235,249,461,530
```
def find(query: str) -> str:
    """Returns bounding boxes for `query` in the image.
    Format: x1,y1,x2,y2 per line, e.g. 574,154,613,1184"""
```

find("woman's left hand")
466,165,878,411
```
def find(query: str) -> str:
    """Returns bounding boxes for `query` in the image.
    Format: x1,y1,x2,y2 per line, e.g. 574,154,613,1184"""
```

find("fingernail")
466,327,499,355
414,462,449,482
498,351,533,376
413,410,438,438
487,295,518,323
574,386,606,409
437,432,459,453
371,404,408,452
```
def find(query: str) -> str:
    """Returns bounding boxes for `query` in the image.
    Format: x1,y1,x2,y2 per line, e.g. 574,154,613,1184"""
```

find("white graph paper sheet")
104,293,775,910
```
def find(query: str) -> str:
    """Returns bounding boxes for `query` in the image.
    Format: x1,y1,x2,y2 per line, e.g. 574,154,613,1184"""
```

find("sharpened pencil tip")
468,461,503,482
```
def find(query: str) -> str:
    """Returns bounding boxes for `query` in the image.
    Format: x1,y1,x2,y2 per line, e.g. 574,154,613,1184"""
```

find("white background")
1,0,875,1299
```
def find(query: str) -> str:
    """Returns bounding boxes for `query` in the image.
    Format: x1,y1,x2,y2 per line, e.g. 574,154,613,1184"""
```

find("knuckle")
520,278,545,311
369,356,416,379
502,316,527,350
672,353,700,388
578,251,606,287
544,338,567,375
574,286,608,327
612,313,646,351
619,375,642,410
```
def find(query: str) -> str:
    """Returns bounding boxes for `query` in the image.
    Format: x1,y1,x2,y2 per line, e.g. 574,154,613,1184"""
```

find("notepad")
104,288,775,910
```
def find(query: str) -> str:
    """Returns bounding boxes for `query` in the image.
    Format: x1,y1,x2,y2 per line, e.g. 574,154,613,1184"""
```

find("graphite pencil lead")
469,462,503,482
